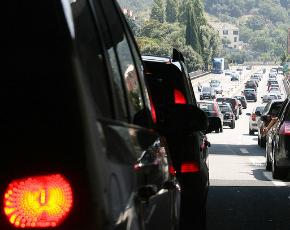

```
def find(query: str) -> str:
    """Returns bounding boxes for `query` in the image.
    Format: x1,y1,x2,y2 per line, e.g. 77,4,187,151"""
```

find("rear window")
255,106,265,113
202,87,211,92
219,105,231,112
198,102,214,111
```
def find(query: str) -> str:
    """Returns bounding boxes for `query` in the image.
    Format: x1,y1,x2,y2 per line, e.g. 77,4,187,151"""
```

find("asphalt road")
193,67,290,230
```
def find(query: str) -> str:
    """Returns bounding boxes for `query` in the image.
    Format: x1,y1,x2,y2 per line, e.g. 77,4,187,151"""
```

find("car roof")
142,55,182,71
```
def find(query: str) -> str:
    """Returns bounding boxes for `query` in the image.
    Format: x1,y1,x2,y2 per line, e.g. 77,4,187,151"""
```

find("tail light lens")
169,165,176,176
149,95,157,123
251,114,256,121
279,122,290,136
3,174,73,228
174,89,186,104
181,162,200,173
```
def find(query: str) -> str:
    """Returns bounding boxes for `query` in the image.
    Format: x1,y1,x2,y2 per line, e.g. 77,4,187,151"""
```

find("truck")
212,57,224,74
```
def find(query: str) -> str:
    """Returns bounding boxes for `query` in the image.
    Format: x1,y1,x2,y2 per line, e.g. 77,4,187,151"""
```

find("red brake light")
149,95,157,123
181,162,200,173
4,174,73,228
174,89,186,104
279,122,290,136
169,165,176,175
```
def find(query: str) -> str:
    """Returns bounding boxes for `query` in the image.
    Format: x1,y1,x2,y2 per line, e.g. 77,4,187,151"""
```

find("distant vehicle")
262,93,279,103
215,97,240,120
236,67,243,75
218,102,235,129
212,57,224,74
246,65,252,70
234,95,247,109
198,100,223,133
243,88,257,102
246,105,265,135
200,86,216,100
244,80,257,91
230,72,240,81
224,69,232,75
251,74,261,82
210,81,223,94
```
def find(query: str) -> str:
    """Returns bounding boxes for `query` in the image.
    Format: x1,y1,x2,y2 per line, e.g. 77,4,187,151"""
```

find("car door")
88,0,179,229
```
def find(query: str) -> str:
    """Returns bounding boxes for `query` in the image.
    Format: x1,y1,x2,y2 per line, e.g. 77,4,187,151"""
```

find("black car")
216,97,240,120
244,80,257,91
234,95,247,109
142,51,210,229
198,100,224,133
0,1,211,229
243,88,257,102
265,96,290,179
218,103,235,129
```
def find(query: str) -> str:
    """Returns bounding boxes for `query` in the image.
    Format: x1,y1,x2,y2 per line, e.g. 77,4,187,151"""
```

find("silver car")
247,105,266,135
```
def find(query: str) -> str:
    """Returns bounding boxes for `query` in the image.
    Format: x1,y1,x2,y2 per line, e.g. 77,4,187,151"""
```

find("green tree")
185,4,201,54
166,0,178,23
150,0,165,23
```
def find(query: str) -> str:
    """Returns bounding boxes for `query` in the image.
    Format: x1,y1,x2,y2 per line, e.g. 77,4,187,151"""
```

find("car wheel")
215,129,220,133
258,136,261,146
265,144,272,171
261,137,266,148
231,121,235,129
220,126,223,133
249,129,254,135
272,157,286,179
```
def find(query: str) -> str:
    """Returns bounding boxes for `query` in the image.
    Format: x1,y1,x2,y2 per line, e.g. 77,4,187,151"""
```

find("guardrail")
189,70,210,80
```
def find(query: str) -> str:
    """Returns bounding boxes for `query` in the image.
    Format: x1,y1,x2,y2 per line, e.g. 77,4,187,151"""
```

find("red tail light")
3,174,73,228
279,122,290,136
149,95,157,123
169,165,176,175
174,89,186,104
251,114,256,121
181,162,200,173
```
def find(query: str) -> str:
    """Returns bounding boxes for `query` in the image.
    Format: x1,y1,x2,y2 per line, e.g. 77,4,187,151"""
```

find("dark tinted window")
269,102,283,116
71,0,112,117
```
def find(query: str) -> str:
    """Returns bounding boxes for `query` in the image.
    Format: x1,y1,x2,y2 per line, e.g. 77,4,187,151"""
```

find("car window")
198,103,214,111
269,102,283,116
202,87,211,92
71,0,112,118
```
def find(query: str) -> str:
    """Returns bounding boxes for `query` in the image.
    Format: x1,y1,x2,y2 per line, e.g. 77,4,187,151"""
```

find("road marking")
240,148,249,154
249,157,265,167
263,169,287,186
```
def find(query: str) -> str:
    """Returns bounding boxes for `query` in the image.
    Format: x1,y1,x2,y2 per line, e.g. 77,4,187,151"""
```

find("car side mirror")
157,104,208,135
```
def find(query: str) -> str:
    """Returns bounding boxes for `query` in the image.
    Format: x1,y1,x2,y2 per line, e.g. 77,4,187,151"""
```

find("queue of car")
244,67,290,180
2,1,216,230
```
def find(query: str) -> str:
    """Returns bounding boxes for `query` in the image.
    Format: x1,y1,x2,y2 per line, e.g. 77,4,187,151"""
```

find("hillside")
204,0,290,61
117,0,153,22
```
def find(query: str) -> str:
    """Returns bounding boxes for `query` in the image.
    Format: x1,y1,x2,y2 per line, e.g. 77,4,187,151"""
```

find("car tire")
258,136,261,146
261,137,266,148
215,129,220,133
249,129,254,135
231,121,235,129
265,144,272,171
272,158,286,179
220,127,223,133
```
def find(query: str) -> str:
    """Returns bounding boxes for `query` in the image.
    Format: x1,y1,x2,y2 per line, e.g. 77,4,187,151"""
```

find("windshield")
202,87,211,92
219,105,231,112
198,102,214,111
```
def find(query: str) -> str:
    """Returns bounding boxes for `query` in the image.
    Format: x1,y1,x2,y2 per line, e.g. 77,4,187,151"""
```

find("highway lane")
195,67,290,230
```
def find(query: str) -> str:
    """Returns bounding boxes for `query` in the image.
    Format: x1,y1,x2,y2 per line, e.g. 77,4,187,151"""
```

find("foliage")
150,0,165,23
166,0,178,23
204,0,289,61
